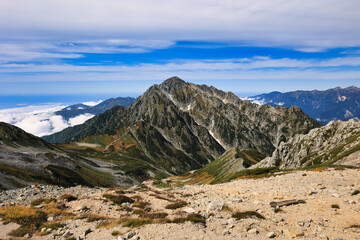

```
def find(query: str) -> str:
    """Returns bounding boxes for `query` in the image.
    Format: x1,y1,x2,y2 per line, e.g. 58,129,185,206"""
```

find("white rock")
248,228,259,234
183,207,196,213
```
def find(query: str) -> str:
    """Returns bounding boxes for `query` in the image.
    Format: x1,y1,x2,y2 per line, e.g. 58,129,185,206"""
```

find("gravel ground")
0,168,359,239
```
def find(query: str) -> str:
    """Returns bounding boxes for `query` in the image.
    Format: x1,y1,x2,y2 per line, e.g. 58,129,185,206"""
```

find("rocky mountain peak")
345,85,360,91
161,76,187,89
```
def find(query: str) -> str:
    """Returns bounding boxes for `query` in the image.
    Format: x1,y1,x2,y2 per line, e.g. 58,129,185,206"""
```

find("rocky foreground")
0,168,359,240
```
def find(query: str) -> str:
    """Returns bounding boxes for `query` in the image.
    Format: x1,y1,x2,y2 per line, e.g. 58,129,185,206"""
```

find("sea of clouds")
0,101,101,137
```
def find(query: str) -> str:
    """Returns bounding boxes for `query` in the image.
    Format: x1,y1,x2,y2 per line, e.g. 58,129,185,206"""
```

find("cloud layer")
0,104,95,137
1,0,360,50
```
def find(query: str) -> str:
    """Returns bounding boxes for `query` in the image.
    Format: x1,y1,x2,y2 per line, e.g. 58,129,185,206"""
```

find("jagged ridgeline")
42,77,321,181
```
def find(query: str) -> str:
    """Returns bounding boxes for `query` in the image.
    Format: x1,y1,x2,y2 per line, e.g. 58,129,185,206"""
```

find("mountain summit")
42,77,320,182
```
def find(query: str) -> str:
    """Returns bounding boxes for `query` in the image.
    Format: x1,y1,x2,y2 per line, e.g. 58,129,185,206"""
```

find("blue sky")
0,0,360,97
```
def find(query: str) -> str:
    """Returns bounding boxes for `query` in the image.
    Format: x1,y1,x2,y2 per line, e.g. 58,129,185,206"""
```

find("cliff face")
254,119,360,169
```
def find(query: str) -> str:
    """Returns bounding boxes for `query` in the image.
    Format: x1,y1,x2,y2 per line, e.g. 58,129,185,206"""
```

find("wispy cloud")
0,40,174,63
1,56,360,81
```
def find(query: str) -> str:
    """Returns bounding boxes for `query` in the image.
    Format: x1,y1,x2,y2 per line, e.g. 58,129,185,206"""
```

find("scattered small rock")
248,228,259,234
267,232,276,238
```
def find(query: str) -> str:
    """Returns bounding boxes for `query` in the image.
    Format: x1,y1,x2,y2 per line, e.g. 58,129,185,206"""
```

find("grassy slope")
186,148,266,184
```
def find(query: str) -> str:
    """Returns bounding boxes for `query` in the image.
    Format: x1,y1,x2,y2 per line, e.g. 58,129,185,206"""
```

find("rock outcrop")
254,119,360,169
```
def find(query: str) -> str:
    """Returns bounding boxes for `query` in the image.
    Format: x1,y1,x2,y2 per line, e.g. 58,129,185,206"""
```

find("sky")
0,1,360,136
0,0,359,97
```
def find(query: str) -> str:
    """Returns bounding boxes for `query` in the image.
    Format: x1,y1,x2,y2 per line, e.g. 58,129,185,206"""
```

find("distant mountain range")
55,97,135,120
42,76,320,183
249,86,360,124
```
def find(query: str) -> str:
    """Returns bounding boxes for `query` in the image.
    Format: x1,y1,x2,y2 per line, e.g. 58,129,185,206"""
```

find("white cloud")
82,100,103,107
0,104,96,137
241,97,267,105
68,113,95,126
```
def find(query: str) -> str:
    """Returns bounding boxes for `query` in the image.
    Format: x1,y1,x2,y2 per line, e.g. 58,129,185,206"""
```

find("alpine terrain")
42,77,320,183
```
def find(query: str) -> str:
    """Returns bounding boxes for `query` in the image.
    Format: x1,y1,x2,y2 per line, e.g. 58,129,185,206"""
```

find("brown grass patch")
0,206,47,237
30,198,56,206
186,172,215,185
86,214,108,222
120,218,153,228
103,194,134,205
171,213,205,224
59,194,78,202
96,220,119,229
231,211,265,220
132,201,150,209
165,201,187,210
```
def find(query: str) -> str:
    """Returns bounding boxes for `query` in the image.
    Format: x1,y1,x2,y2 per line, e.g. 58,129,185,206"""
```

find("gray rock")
63,230,73,238
127,231,136,239
227,218,237,225
206,200,224,213
332,193,340,198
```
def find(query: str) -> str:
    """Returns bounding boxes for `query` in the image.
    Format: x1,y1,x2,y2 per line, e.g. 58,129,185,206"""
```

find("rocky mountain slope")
0,168,359,239
254,119,360,169
42,77,320,181
0,122,123,190
55,97,135,120
250,86,360,124
0,122,52,149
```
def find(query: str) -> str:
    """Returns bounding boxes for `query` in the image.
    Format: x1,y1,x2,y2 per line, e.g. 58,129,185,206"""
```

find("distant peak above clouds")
0,96,135,137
